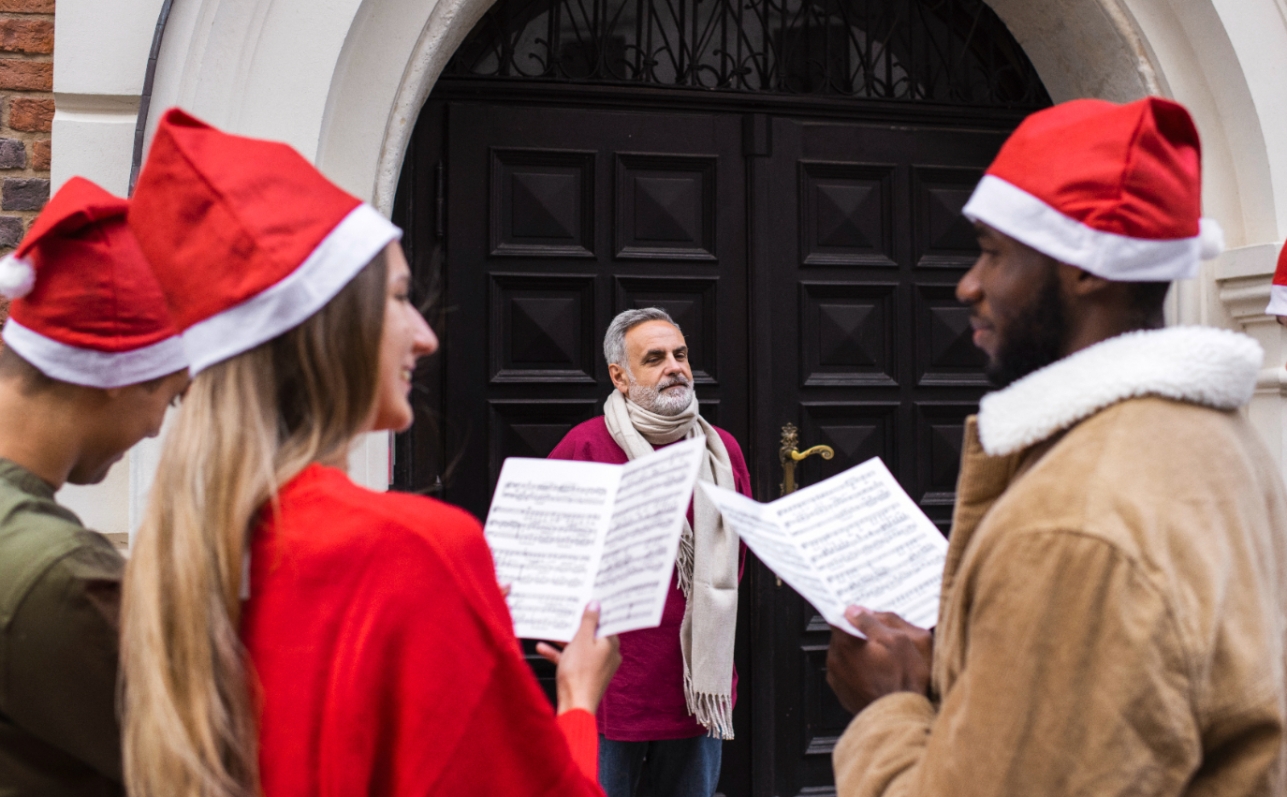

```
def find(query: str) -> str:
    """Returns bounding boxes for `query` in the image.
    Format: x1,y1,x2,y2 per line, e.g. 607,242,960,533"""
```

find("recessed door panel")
490,148,596,257
489,273,598,383
615,154,718,260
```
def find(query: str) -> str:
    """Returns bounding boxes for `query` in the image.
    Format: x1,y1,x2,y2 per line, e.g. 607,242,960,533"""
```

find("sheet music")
485,438,706,642
697,486,839,624
703,457,946,637
485,458,619,641
594,437,706,637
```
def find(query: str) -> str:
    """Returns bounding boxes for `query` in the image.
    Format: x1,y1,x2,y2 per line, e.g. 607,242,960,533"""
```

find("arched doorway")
392,1,1048,792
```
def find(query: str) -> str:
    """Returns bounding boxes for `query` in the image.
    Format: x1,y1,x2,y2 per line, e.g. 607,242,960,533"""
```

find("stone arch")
309,0,1279,265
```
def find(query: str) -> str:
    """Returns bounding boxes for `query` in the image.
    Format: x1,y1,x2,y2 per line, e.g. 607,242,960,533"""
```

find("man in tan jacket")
826,97,1287,796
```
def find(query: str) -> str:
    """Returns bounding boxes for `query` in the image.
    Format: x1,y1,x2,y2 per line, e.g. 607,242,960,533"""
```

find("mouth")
969,316,993,349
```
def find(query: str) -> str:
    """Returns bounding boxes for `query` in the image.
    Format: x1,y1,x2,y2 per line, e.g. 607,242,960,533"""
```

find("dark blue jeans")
598,735,722,797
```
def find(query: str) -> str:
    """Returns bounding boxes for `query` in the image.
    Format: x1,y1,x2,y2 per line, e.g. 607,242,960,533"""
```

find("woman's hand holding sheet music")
537,601,622,716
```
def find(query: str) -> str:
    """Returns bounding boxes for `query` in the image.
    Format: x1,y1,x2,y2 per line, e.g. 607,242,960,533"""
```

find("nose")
957,259,983,306
412,310,438,358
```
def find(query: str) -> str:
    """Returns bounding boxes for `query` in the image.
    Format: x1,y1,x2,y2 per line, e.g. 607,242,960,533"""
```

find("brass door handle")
779,422,834,497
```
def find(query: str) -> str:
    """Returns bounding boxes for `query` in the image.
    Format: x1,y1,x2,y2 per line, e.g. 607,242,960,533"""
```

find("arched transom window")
447,0,1050,107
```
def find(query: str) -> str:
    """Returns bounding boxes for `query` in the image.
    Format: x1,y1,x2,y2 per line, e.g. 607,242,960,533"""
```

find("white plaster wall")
51,0,164,534
51,0,162,195
1120,0,1287,471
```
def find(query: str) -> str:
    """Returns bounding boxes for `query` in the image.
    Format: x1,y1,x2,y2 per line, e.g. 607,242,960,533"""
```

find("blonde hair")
121,252,387,797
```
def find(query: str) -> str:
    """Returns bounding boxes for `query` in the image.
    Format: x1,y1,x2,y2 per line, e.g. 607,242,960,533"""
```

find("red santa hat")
128,108,400,375
1265,241,1287,316
962,97,1224,282
0,176,186,388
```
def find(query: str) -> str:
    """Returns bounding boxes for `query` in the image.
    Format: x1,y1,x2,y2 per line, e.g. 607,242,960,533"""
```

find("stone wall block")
0,0,48,253
0,213,20,246
0,58,49,90
29,136,45,169
0,136,22,168
2,176,47,210
8,96,51,131
0,16,52,54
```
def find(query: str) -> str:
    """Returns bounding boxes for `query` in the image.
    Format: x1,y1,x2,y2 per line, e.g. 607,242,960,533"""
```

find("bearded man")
825,97,1287,796
548,307,751,797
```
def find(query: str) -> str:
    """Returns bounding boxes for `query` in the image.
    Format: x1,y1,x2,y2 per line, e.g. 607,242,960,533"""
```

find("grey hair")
604,307,680,368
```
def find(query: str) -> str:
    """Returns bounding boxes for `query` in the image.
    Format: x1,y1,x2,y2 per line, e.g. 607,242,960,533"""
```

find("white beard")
627,376,694,416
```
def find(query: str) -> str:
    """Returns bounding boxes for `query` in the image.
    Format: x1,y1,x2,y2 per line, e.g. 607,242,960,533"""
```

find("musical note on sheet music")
700,457,947,637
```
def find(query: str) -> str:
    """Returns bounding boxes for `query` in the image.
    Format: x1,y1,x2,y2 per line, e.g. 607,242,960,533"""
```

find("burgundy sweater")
548,416,752,741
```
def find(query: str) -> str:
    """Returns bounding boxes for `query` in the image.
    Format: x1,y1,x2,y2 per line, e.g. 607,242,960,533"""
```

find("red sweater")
548,417,753,741
241,463,603,796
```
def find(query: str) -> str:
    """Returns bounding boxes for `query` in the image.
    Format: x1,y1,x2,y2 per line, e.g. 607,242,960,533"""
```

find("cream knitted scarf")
603,389,739,739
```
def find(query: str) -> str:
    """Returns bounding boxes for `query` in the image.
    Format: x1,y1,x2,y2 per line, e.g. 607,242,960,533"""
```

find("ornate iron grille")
445,0,1049,107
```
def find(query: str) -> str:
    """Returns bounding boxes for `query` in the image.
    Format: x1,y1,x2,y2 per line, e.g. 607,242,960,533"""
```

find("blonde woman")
120,108,619,797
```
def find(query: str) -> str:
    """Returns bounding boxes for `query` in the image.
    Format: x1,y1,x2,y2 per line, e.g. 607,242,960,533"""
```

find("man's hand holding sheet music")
826,606,933,714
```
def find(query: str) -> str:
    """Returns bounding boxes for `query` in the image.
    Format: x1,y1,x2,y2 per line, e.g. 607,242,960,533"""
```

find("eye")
169,383,190,408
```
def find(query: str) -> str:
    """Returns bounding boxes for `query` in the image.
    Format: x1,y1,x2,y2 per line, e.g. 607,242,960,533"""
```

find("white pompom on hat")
0,176,187,388
0,253,34,299
962,96,1222,282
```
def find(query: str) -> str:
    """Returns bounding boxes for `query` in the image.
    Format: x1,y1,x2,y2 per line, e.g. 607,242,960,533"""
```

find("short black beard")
985,266,1068,389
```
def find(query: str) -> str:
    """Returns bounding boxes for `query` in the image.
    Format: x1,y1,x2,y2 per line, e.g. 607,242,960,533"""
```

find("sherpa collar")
977,326,1263,456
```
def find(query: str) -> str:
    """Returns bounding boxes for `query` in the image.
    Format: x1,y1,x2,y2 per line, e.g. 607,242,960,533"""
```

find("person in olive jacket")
0,177,188,796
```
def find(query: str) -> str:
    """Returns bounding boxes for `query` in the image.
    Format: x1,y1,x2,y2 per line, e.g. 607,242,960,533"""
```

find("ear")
608,362,630,394
1057,263,1112,299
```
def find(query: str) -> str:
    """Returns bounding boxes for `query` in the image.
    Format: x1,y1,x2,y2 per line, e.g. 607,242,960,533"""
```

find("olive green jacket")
0,459,124,796
835,327,1287,796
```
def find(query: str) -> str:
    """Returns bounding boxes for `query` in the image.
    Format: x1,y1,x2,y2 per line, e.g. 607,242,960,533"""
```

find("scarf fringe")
684,671,735,740
676,524,694,599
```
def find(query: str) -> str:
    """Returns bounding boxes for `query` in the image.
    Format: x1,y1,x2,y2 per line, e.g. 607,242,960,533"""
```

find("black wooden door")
438,101,749,518
396,0,1050,791
396,98,1010,797
407,102,759,793
745,117,1003,795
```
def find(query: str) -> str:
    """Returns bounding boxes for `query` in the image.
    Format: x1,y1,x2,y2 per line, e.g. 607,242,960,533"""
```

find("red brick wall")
0,0,51,324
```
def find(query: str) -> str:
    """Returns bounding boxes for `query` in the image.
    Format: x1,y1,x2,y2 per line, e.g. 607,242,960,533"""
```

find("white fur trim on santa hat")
183,203,401,375
977,326,1261,456
1266,284,1287,317
963,175,1215,282
2,318,188,388
0,253,35,298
